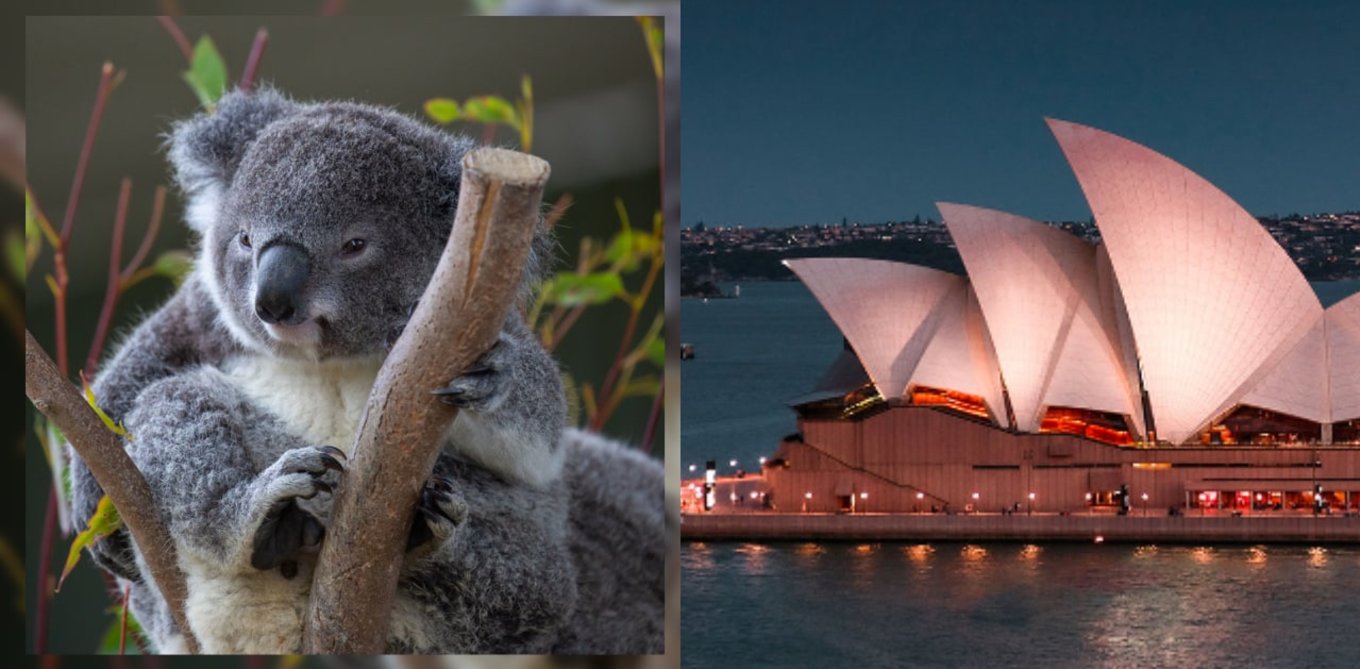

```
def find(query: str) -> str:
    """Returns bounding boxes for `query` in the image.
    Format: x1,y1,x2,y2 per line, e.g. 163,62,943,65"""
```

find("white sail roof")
1327,293,1360,422
785,258,1004,418
1238,313,1331,424
1047,118,1325,443
939,202,1142,434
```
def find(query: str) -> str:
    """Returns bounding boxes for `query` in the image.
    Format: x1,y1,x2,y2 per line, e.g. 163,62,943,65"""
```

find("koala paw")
249,445,345,576
407,475,468,554
431,338,511,413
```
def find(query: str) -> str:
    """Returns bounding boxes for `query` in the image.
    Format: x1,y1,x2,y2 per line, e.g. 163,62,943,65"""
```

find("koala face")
171,90,478,360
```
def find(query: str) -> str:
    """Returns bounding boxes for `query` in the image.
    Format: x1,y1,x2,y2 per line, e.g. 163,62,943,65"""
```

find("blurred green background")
24,15,661,653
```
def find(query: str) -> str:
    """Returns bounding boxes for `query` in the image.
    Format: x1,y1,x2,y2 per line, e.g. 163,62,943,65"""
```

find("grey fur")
67,88,663,654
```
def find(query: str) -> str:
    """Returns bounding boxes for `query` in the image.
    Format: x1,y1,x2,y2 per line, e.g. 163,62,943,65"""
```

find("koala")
67,88,665,654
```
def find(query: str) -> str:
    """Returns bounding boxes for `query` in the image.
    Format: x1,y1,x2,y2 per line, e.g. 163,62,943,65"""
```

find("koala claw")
249,446,341,573
431,341,509,412
407,476,468,552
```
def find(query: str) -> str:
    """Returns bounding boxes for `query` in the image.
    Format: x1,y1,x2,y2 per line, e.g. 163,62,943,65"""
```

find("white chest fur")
222,354,382,456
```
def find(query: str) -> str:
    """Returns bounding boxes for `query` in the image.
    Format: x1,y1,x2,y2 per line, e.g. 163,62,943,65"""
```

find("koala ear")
167,86,299,232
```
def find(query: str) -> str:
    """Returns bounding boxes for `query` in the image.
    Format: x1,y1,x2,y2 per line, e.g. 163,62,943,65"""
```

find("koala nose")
255,244,311,324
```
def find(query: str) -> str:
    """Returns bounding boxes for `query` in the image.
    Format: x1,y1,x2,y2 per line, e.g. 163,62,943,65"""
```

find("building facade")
762,119,1360,515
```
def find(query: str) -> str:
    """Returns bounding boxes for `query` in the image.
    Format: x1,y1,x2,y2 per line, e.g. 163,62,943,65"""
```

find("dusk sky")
683,0,1360,228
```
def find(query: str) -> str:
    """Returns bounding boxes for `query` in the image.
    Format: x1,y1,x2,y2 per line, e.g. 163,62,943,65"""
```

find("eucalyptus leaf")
96,604,144,654
462,96,518,126
59,495,123,592
646,335,665,367
182,36,228,110
542,272,625,306
154,250,194,286
5,230,24,282
424,98,461,124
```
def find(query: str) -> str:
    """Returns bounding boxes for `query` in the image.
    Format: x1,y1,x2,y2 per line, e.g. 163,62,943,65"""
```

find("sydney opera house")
763,118,1360,516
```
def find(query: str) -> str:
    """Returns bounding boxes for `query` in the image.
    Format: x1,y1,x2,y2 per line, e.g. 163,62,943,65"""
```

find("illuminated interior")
841,384,885,418
1200,405,1323,445
909,385,992,421
1335,419,1360,443
1039,406,1133,445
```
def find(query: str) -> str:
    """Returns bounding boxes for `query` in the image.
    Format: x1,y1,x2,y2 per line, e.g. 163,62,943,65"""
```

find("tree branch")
302,148,549,653
24,331,201,654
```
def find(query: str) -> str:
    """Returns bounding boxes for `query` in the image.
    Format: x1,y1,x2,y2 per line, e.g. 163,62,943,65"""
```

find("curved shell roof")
784,258,1005,418
788,119,1353,444
939,202,1143,433
1327,293,1360,422
1047,118,1324,443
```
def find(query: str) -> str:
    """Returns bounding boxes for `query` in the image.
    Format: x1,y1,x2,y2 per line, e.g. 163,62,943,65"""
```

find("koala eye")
238,231,252,249
341,238,367,257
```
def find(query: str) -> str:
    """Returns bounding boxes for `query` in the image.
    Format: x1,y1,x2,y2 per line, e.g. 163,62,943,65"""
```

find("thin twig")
85,178,132,378
239,28,269,93
547,304,589,352
593,255,662,430
120,185,166,286
25,331,201,653
61,63,117,246
641,385,664,454
303,148,549,653
119,581,131,654
156,16,193,62
34,488,57,653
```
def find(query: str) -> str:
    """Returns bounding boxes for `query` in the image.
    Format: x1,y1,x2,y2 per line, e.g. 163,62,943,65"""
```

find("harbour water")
680,279,1360,667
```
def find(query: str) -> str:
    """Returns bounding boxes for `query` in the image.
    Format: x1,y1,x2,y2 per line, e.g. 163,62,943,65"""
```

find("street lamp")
1141,492,1149,517
972,491,980,514
689,464,696,473
915,491,924,513
729,459,738,468
803,491,813,513
1027,492,1036,515
860,491,868,513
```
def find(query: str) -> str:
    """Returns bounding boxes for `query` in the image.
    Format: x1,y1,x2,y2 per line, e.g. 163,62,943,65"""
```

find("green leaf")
619,375,661,399
424,98,461,124
646,335,665,367
182,36,228,110
5,229,24,282
462,96,519,126
636,17,665,81
27,190,59,247
59,495,123,592
541,272,625,307
82,378,131,442
96,605,144,655
153,250,194,286
606,229,659,271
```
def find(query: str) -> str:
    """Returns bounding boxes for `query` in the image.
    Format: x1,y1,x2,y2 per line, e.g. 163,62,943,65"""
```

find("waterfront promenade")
681,509,1360,543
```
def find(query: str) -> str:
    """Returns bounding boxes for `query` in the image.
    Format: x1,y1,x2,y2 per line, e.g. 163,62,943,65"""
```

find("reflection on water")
682,542,1360,668
1248,545,1269,566
1308,546,1328,568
